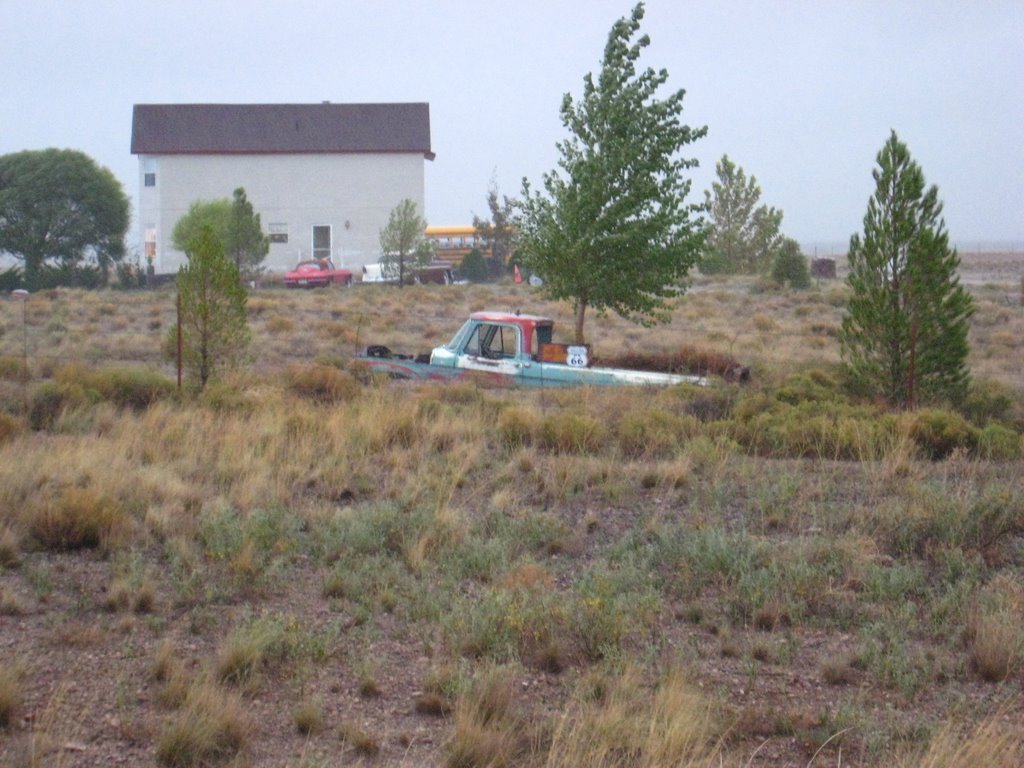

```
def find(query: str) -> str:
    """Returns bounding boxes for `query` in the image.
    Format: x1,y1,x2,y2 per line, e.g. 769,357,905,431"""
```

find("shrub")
28,381,88,430
286,365,361,404
976,423,1022,460
57,365,175,410
616,409,693,459
0,267,22,291
460,249,490,282
959,378,1017,426
904,408,978,459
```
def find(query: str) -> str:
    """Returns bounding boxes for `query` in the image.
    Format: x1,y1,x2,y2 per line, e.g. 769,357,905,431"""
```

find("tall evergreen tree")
517,3,706,343
839,131,973,409
226,188,270,281
171,225,251,390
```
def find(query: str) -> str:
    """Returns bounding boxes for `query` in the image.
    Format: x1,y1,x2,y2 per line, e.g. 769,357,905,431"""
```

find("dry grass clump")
293,699,324,735
897,705,1023,768
541,665,721,767
965,576,1024,682
285,364,361,404
214,616,289,690
55,363,176,410
445,665,523,768
0,660,23,728
0,525,21,567
26,486,129,552
155,679,249,767
339,721,381,757
538,412,607,455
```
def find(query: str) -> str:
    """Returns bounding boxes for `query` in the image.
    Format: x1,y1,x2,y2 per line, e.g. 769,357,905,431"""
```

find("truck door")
457,322,522,377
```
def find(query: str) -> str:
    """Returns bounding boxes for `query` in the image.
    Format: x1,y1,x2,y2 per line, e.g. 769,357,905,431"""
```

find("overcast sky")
2,0,1022,250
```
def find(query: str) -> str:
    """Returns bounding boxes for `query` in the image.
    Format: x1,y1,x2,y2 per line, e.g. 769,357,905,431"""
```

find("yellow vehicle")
423,226,487,267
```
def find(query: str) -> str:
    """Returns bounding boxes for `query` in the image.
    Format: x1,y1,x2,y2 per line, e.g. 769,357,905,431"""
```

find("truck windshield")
445,319,477,352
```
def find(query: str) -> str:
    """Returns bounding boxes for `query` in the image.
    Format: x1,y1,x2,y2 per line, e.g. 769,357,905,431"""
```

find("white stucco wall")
137,153,426,274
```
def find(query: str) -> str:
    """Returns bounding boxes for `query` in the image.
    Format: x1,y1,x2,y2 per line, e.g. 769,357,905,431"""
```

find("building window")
143,158,157,187
269,222,288,244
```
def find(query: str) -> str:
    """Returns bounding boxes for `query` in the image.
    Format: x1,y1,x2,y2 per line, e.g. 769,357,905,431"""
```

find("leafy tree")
0,148,130,287
171,188,268,282
703,154,783,275
169,225,251,390
839,131,974,409
472,176,516,278
517,2,707,344
770,238,811,289
379,199,434,287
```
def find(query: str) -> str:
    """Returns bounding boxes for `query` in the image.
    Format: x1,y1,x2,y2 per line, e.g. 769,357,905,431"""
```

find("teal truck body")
356,311,708,388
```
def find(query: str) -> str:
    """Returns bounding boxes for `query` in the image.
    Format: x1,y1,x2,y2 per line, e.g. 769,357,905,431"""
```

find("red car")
283,259,353,288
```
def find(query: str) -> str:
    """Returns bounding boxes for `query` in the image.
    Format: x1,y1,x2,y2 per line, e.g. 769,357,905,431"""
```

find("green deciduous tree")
379,199,434,287
702,154,783,275
0,148,130,287
839,131,974,409
170,225,251,390
472,177,516,279
171,188,268,282
517,3,707,344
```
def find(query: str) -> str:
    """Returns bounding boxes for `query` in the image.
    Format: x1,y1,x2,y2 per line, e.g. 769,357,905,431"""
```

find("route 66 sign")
566,345,588,368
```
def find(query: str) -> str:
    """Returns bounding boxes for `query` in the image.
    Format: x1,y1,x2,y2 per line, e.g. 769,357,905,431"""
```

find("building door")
312,225,332,262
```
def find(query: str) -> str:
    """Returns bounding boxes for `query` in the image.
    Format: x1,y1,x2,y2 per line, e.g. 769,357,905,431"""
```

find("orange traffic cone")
514,265,522,284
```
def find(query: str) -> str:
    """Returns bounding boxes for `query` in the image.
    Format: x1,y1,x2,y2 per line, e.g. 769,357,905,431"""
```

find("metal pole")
176,292,183,390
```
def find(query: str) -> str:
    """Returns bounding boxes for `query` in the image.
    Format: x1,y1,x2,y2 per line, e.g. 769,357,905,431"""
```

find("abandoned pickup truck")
355,311,709,388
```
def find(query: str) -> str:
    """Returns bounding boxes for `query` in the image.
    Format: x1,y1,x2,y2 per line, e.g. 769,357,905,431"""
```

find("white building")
131,103,434,274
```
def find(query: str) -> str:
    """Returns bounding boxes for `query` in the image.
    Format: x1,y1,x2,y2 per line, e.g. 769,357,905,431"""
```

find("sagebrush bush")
905,409,979,460
959,378,1017,425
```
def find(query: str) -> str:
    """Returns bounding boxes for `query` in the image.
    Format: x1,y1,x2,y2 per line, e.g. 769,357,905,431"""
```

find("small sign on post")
566,345,589,368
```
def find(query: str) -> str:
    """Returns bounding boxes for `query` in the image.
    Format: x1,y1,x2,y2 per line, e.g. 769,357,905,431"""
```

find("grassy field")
0,261,1022,767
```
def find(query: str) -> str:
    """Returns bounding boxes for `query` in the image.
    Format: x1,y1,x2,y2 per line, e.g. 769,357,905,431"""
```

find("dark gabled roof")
131,103,433,159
